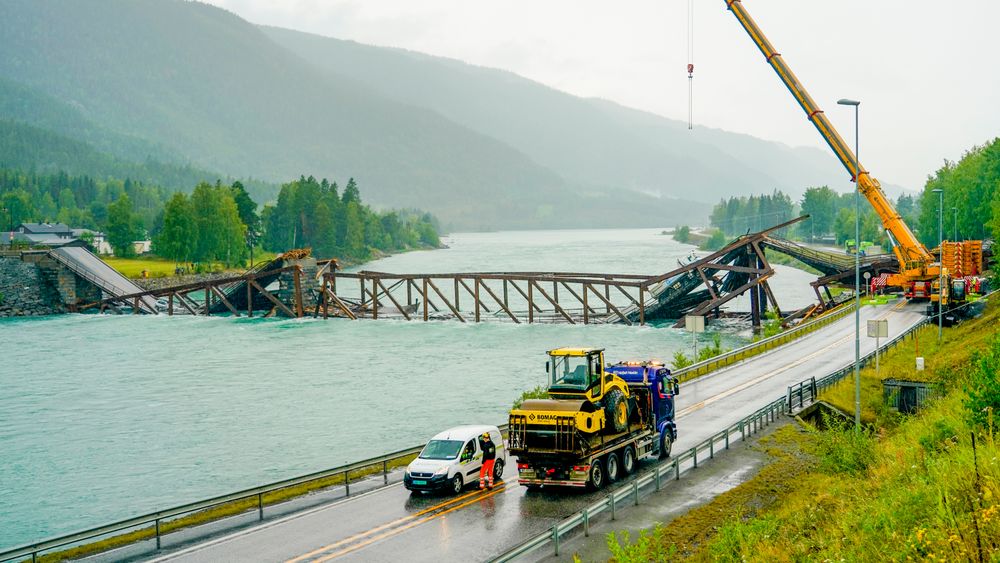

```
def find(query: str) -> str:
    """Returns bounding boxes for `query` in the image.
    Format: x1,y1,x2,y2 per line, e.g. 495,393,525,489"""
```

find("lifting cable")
687,0,695,129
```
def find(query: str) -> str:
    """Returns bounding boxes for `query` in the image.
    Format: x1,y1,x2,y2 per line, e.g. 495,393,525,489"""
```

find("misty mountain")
263,27,856,203
0,0,716,230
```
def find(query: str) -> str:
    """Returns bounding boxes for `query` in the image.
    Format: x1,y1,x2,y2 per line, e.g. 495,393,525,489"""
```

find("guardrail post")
725,427,730,450
674,458,680,480
810,376,818,402
258,493,264,521
32,552,37,563
155,518,161,549
633,481,640,506
787,386,793,411
583,508,590,536
552,526,560,556
692,447,698,468
344,471,350,496
610,493,616,520
709,437,714,459
655,465,661,491
383,460,389,485
740,420,745,441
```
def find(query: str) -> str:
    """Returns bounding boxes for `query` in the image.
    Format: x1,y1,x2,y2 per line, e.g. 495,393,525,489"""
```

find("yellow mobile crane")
722,0,976,308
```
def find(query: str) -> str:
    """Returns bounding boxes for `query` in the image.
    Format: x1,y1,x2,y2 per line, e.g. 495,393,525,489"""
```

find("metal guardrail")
673,300,856,382
490,309,934,562
0,425,508,563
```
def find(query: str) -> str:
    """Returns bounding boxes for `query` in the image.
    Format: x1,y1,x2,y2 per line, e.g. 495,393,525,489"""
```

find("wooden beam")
326,289,357,320
376,278,412,321
459,277,491,314
531,280,575,324
293,268,304,318
422,278,429,321
586,284,632,326
210,286,240,316
479,278,520,323
696,267,718,299
508,280,543,313
250,279,296,318
426,278,465,322
559,281,597,315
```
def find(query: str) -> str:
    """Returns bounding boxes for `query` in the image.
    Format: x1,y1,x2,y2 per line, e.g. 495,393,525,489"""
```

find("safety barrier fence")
490,311,933,562
0,425,509,563
673,300,856,382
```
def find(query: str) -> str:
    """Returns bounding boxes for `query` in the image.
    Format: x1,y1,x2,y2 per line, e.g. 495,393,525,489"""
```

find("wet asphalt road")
142,301,925,563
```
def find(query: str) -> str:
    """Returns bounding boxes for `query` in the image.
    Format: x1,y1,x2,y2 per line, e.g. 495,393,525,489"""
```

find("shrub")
964,335,1000,430
673,225,691,244
672,350,693,369
607,525,678,563
512,386,548,409
814,414,877,475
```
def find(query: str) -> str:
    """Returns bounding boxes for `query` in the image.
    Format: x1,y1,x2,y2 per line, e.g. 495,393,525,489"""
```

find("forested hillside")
0,0,710,230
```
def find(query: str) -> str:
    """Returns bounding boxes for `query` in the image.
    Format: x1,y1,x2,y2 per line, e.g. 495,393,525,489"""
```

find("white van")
404,425,505,494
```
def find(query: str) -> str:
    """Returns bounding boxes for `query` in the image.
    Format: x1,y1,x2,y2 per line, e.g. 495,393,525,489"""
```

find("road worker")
478,432,496,490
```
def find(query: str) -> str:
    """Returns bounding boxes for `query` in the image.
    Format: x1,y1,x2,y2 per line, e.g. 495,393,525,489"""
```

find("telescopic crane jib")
721,0,948,294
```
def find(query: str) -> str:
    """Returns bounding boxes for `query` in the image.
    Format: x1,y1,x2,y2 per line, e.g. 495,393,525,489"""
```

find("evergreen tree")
106,193,138,257
155,192,197,263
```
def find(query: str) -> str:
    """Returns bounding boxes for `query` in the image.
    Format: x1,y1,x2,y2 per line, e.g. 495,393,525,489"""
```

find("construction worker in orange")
478,432,496,490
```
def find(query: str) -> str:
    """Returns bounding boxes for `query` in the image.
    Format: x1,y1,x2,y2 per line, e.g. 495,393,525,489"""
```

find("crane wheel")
604,389,628,433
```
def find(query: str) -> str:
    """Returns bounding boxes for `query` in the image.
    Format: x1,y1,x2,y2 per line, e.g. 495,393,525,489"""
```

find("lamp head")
837,98,861,106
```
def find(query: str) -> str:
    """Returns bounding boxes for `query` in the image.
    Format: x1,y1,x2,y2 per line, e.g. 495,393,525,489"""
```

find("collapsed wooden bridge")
75,217,876,329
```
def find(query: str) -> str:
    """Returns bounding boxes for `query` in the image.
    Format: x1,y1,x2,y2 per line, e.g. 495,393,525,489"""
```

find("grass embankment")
36,454,416,562
607,296,1000,562
103,251,277,279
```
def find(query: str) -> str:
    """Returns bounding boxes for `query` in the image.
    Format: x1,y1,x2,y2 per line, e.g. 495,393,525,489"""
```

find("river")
0,228,817,548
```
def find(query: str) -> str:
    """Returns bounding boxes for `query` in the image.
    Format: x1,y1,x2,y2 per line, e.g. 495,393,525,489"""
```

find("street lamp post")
933,188,944,340
838,98,861,430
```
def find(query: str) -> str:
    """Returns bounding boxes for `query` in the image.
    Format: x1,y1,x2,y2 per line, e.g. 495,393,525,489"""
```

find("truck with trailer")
508,348,678,490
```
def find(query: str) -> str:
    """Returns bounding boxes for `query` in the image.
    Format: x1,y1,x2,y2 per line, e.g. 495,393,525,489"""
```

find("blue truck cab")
604,361,679,458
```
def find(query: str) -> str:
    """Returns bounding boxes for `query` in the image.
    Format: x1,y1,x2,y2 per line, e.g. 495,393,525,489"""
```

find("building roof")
17,223,73,235
12,232,86,248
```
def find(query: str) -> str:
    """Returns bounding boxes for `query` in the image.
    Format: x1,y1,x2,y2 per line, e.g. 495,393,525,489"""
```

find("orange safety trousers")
479,459,495,489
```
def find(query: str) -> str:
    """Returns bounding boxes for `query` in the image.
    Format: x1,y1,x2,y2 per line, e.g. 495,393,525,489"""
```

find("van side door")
461,439,480,477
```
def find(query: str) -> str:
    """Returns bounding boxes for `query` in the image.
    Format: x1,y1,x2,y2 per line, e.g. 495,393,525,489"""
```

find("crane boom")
723,0,935,278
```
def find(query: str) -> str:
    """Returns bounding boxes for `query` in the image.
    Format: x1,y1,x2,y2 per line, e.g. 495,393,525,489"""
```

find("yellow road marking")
287,484,508,563
284,485,493,563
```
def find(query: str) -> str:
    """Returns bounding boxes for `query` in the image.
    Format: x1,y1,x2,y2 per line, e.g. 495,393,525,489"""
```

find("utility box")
883,379,934,414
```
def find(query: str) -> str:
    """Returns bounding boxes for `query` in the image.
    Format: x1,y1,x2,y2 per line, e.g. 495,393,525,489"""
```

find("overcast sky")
202,0,997,189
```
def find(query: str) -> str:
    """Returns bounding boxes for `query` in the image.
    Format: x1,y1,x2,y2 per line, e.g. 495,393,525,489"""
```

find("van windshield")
419,439,464,460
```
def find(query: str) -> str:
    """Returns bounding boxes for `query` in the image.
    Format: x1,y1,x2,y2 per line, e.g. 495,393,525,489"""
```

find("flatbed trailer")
509,362,677,490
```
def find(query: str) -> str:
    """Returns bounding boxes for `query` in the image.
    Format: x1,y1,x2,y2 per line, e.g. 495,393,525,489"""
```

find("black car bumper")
403,473,450,491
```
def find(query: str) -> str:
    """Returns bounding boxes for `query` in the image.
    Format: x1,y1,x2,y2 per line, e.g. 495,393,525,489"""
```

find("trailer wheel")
605,389,628,433
622,445,637,475
587,459,606,491
605,452,621,483
658,432,673,459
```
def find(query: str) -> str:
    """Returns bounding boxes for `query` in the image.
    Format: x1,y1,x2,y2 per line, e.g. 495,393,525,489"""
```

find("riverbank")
607,295,1000,561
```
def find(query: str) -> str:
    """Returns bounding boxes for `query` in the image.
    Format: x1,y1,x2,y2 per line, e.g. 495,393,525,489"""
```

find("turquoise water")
0,229,815,548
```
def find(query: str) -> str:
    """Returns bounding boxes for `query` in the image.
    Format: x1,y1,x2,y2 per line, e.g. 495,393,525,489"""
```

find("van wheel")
587,459,606,491
659,432,673,459
493,459,505,479
451,474,463,494
622,446,637,475
606,452,621,483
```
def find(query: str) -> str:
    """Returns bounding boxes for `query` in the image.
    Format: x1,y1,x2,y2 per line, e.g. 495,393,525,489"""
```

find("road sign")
684,315,705,333
867,319,888,338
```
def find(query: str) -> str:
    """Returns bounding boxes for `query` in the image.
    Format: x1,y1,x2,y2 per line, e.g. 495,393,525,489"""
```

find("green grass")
33,453,416,562
103,250,277,280
607,294,1000,562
